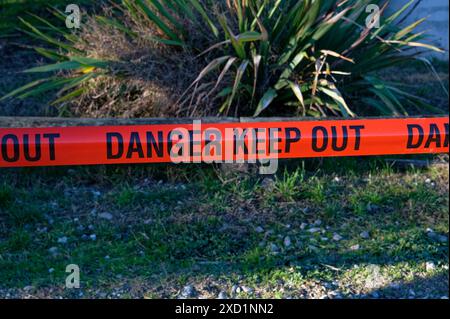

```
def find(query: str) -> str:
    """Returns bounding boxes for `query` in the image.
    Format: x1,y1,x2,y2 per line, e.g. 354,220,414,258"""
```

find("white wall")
387,0,449,59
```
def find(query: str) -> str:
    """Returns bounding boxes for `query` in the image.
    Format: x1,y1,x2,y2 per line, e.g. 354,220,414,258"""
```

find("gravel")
360,231,370,239
57,237,68,244
98,213,113,221
284,236,292,247
255,226,264,233
218,291,228,299
426,261,436,272
180,285,197,299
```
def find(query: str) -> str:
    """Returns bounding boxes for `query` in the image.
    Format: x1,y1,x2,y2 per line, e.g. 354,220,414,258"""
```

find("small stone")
48,247,59,255
333,234,343,241
284,236,292,247
218,291,228,299
231,285,239,295
37,227,48,233
350,244,360,251
425,178,431,184
426,261,436,272
314,220,322,226
98,212,113,221
48,268,55,273
300,223,307,230
308,245,319,253
81,234,89,240
23,286,34,292
57,236,68,244
261,178,276,191
105,255,110,260
180,285,197,299
241,286,254,294
89,234,97,241
333,177,341,182
308,227,321,233
92,190,101,197
321,237,329,242
366,203,380,213
360,231,370,239
270,243,280,252
255,226,264,233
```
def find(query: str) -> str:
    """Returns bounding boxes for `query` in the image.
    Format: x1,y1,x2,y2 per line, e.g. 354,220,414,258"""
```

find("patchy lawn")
0,156,448,299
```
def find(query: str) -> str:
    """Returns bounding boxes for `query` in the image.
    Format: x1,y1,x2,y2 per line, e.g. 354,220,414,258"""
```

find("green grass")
0,157,448,298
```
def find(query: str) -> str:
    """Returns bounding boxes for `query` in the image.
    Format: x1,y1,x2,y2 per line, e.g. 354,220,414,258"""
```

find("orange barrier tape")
0,117,448,168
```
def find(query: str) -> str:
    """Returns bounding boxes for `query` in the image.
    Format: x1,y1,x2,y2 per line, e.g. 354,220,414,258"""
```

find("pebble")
241,286,254,294
180,285,197,299
23,286,34,292
333,234,343,241
314,220,322,226
426,261,436,272
284,236,292,247
92,191,101,197
89,234,97,241
366,203,380,213
360,231,370,239
48,268,55,273
270,243,280,253
350,244,360,251
231,285,239,295
37,227,48,234
300,223,307,230
307,227,321,233
218,291,228,299
98,212,113,221
48,247,59,255
255,226,264,233
261,178,276,191
57,237,68,244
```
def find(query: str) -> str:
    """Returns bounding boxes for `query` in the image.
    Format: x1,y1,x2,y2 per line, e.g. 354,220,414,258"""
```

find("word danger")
105,125,366,162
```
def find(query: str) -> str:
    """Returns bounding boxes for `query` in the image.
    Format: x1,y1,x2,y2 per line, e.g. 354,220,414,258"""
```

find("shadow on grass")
0,156,448,298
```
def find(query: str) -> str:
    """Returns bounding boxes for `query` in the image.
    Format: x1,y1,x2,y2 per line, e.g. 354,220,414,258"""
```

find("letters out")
311,125,365,152
0,133,60,163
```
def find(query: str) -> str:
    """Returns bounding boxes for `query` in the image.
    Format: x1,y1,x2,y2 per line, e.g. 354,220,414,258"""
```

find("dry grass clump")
70,12,212,118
